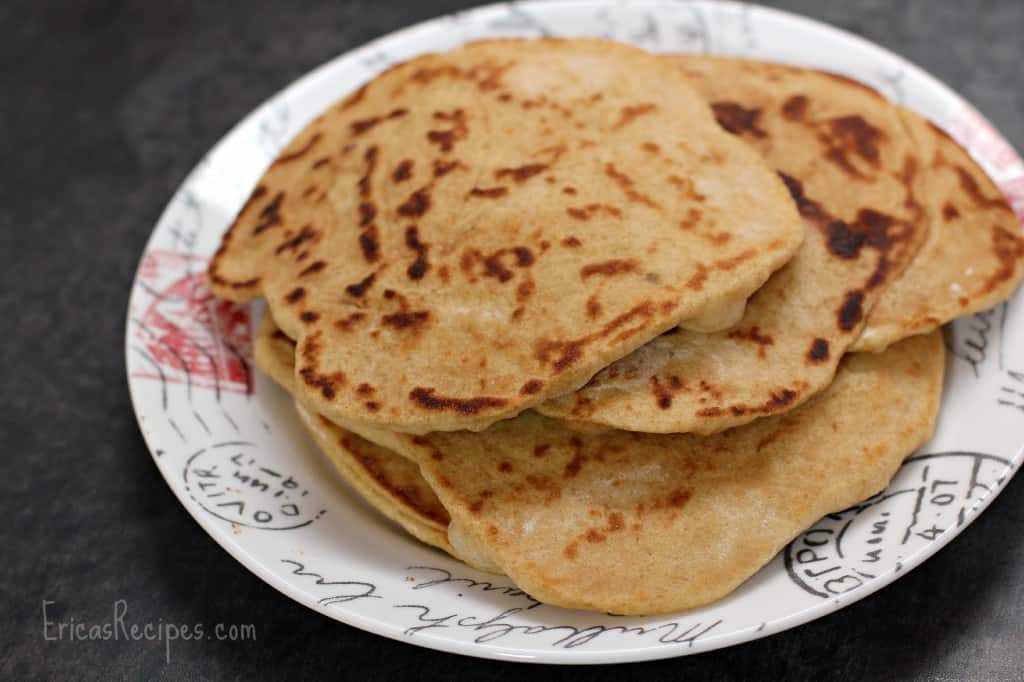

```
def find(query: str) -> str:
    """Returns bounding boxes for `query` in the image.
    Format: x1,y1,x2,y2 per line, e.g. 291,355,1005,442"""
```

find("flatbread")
208,39,803,434
257,313,944,615
538,56,929,434
293,401,454,556
251,304,427,460
852,110,1024,351
256,312,500,572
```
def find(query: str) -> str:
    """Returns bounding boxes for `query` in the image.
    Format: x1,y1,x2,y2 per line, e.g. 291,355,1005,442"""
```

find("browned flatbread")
256,312,498,571
208,39,803,434
292,402,457,558
853,110,1024,350
538,56,929,434
256,312,944,615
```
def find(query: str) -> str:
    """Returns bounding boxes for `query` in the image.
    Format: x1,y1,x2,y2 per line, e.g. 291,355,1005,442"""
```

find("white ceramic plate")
125,0,1024,664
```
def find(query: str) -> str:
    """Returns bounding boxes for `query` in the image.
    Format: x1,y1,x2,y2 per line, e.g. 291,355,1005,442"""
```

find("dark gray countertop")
2,1,1022,679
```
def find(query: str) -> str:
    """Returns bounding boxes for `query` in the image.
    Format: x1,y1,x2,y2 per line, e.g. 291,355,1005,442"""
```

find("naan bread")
257,313,943,615
208,39,803,434
294,402,454,556
255,311,425,469
853,111,1024,351
256,313,497,571
538,56,929,434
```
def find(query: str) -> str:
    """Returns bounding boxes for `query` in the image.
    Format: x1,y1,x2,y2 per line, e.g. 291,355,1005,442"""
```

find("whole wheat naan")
292,402,457,559
538,56,929,434
257,313,943,615
209,40,803,434
255,313,498,571
853,110,1024,351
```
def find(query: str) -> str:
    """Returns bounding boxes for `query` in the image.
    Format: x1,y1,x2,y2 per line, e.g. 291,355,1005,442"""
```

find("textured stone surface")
1,1,1022,678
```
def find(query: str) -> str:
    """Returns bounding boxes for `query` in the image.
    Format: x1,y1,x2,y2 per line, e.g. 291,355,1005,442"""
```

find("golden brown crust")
257,312,944,615
293,402,454,551
537,55,930,433
398,332,944,614
209,40,803,434
853,109,1024,351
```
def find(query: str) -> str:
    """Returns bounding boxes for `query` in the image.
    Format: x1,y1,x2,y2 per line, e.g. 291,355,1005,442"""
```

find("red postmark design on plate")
132,250,253,394
998,176,1024,225
947,103,1024,225
947,104,1023,175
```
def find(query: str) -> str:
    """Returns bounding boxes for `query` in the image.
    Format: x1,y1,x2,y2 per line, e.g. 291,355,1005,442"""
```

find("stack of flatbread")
207,40,1024,615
